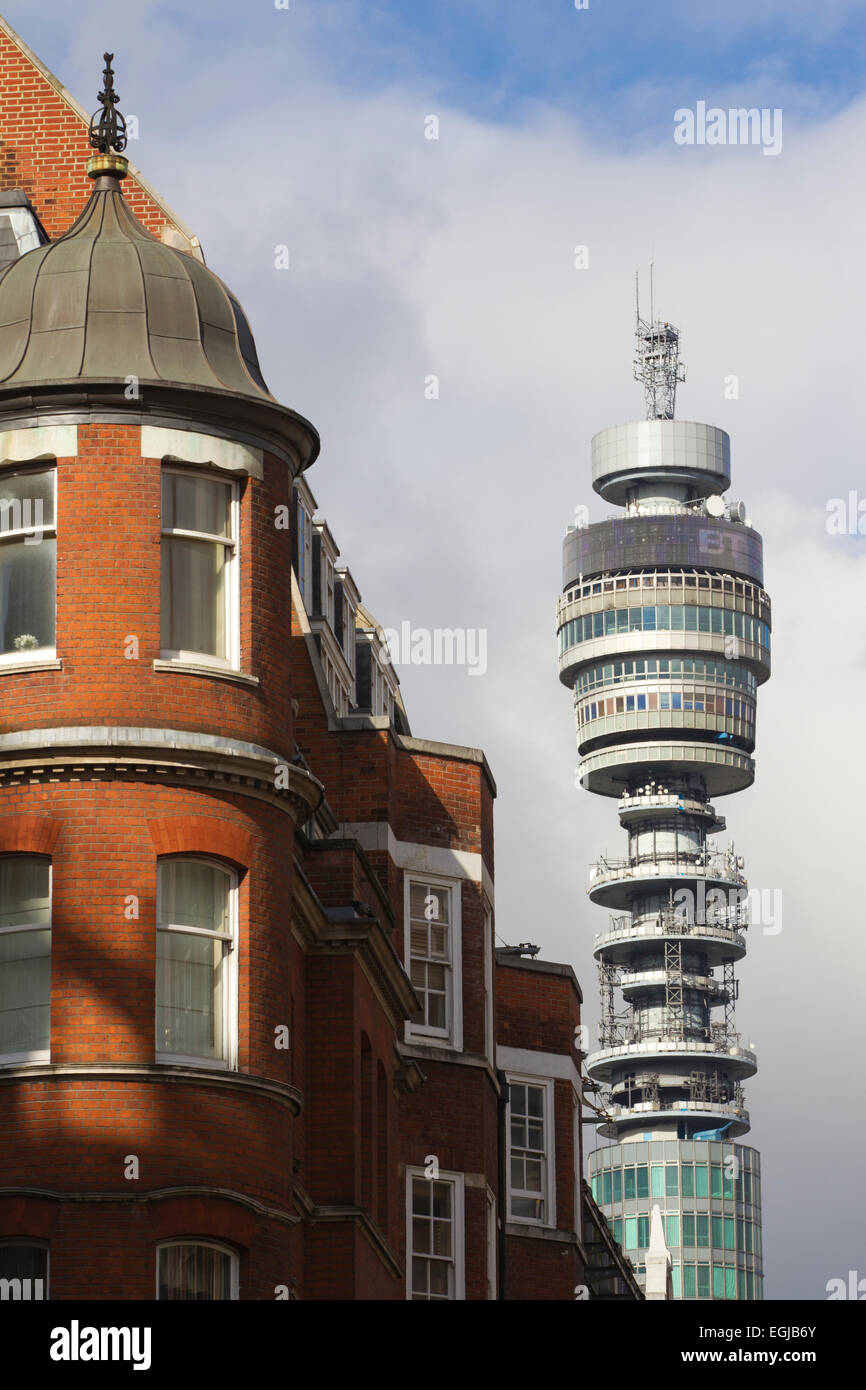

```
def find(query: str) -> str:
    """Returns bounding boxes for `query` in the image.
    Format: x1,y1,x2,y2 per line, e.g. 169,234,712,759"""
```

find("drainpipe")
496,1068,509,1299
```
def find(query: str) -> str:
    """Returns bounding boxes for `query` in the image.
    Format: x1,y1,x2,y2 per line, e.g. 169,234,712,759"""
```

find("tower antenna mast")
633,265,686,420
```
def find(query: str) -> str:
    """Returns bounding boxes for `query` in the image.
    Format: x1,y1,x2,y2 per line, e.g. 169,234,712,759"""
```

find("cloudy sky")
6,0,866,1300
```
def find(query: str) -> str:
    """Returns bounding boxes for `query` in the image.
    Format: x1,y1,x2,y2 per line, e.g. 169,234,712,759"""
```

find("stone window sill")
153,659,259,687
0,656,62,676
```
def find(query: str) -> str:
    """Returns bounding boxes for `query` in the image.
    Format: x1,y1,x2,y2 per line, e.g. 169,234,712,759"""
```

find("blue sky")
6,0,866,146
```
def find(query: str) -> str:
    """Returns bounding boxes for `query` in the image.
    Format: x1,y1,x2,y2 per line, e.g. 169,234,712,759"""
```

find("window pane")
409,884,449,925
524,1159,542,1192
0,538,56,654
163,473,231,537
428,1259,450,1298
161,536,226,658
432,1219,452,1258
426,963,445,992
0,469,55,529
156,930,224,1058
157,1244,233,1300
158,859,230,933
0,1244,47,1299
0,928,50,1055
0,857,50,929
426,991,446,1030
0,857,51,1058
512,1195,542,1219
431,1182,451,1220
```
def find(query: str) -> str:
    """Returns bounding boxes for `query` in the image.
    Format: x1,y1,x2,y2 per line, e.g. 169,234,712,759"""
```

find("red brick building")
0,17,639,1301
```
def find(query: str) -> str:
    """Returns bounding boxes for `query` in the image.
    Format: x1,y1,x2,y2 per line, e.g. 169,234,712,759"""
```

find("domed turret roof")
0,46,317,470
0,174,273,401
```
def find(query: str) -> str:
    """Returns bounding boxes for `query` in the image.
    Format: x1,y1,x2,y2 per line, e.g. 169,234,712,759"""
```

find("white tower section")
557,307,769,1301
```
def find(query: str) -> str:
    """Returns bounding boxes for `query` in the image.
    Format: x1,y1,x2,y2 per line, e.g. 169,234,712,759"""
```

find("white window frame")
405,1167,465,1301
486,1188,497,1300
0,856,51,1066
156,1239,239,1301
0,463,57,667
506,1073,556,1229
404,872,463,1051
155,856,238,1071
483,897,494,1065
160,465,240,671
0,1240,49,1301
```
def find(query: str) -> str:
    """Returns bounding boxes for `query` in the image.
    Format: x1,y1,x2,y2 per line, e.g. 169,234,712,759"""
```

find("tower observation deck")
558,295,769,1300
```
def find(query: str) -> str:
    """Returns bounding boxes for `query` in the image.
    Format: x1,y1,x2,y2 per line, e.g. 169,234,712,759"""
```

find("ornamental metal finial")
88,52,128,155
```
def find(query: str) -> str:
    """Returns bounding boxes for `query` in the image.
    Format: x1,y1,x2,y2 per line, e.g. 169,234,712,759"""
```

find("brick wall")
0,22,187,240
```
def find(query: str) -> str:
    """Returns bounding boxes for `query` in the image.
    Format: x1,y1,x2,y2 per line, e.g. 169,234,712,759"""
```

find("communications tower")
557,286,769,1299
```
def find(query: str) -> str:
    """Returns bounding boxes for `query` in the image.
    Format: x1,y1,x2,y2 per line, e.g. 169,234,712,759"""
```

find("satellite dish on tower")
705,495,725,517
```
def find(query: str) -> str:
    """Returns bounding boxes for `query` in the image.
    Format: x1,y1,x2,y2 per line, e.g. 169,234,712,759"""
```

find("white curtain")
158,1244,232,1300
156,860,229,1060
160,537,226,658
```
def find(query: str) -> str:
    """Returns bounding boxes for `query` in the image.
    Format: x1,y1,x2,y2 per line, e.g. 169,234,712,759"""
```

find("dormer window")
312,521,339,628
325,554,335,627
292,479,317,613
295,493,312,607
0,191,49,271
335,568,359,704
